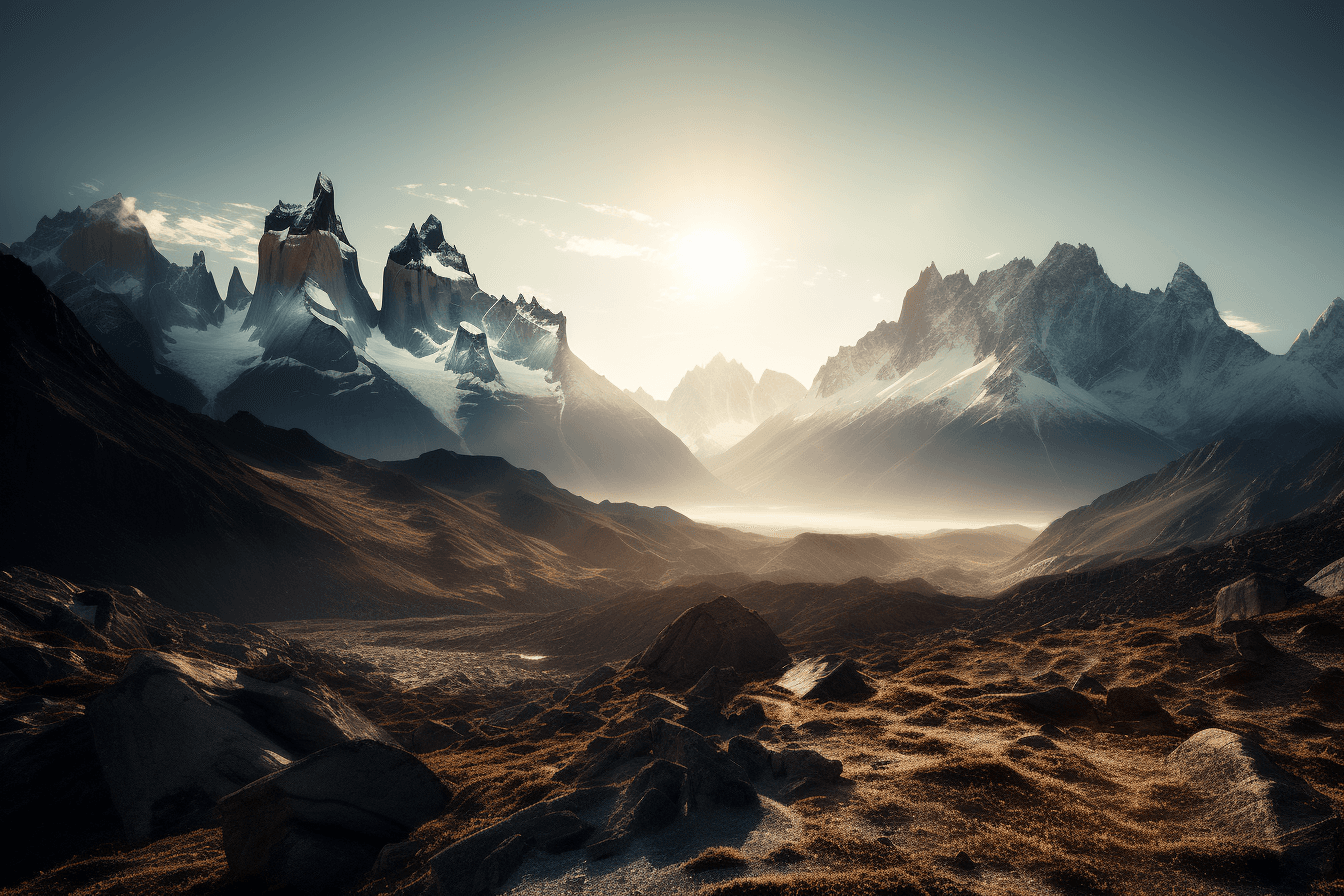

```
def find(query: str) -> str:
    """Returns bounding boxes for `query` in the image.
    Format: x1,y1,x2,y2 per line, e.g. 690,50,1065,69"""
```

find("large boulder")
1168,728,1338,879
87,651,390,840
1214,574,1294,624
631,596,789,682
777,655,873,701
649,718,757,810
218,739,450,895
1305,557,1344,597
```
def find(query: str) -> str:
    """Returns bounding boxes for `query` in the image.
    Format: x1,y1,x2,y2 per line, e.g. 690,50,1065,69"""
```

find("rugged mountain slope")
5,196,231,411
1012,435,1344,576
13,179,723,503
624,355,807,457
713,243,1344,514
215,175,463,459
0,254,615,620
371,214,726,502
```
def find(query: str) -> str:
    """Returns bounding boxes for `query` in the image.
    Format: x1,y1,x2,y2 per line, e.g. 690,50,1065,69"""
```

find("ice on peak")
1163,263,1216,309
458,320,483,336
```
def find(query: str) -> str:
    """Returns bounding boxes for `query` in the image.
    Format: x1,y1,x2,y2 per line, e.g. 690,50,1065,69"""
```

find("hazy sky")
3,1,1340,396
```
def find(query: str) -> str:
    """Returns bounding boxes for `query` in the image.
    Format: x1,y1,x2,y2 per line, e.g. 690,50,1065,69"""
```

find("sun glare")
676,229,750,291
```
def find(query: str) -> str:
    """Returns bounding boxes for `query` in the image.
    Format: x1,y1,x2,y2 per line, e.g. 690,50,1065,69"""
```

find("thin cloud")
396,185,467,208
225,202,267,212
985,251,1001,260
74,180,103,195
127,195,264,263
383,224,401,230
557,236,656,260
580,203,663,226
1223,313,1273,334
872,293,884,303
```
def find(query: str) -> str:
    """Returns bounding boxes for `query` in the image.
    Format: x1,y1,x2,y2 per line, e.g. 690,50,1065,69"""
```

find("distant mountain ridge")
625,354,806,457
712,243,1344,513
9,175,723,505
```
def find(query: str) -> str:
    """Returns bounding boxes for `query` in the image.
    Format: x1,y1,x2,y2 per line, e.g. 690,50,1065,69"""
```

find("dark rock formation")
218,739,449,894
632,596,789,682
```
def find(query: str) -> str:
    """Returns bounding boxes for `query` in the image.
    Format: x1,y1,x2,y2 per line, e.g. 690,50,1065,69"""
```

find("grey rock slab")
776,655,873,701
1306,556,1344,597
1168,728,1338,879
1214,574,1294,624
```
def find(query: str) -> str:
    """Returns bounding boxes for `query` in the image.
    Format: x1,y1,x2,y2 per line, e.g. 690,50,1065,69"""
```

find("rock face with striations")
632,595,789,682
777,655,874,701
1306,556,1344,597
218,739,450,895
216,173,463,459
1168,728,1338,878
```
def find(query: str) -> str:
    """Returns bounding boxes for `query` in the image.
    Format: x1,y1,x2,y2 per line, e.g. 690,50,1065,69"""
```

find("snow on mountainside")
625,355,807,457
12,175,722,504
712,243,1344,514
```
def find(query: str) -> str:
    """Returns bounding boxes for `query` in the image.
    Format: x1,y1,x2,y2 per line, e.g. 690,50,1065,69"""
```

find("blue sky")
3,0,1340,395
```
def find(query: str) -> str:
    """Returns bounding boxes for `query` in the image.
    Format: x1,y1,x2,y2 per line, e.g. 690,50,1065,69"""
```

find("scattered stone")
1106,686,1166,720
1307,667,1344,704
1214,574,1295,624
952,850,977,869
1014,734,1057,749
1038,723,1064,737
373,839,419,875
726,700,768,730
1201,660,1266,688
430,788,616,895
1234,630,1278,662
996,687,1095,720
409,719,473,753
1295,621,1344,646
1071,673,1107,695
1175,701,1214,720
1176,633,1225,660
474,834,531,895
1168,728,1337,879
1033,670,1068,686
727,735,775,779
688,666,743,707
650,718,757,809
573,664,618,694
586,759,685,858
218,740,450,895
1305,556,1344,597
777,655,874,701
531,811,594,854
632,596,790,682
488,702,544,726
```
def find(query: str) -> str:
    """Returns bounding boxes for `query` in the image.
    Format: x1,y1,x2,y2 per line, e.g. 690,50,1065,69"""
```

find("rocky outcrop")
225,265,252,310
1214,574,1296,624
1306,556,1344,596
777,655,873,701
437,321,500,382
87,651,390,841
1168,728,1338,878
218,739,449,895
632,596,790,681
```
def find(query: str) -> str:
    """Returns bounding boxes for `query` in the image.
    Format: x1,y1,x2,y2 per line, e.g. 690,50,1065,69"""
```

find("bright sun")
676,229,750,291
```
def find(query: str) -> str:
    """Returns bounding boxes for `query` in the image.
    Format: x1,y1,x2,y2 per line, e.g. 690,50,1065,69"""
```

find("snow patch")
424,254,474,282
162,304,263,408
362,327,465,433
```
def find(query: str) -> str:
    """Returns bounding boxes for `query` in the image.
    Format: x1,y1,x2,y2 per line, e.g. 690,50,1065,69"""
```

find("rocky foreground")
3,557,1343,896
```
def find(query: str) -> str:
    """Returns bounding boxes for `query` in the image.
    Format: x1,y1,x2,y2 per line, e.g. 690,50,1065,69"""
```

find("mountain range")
625,354,806,457
711,243,1344,514
7,175,720,505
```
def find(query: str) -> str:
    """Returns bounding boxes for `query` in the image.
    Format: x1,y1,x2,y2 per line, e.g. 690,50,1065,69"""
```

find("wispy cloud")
128,195,263,265
557,236,657,260
384,224,402,231
74,180,103,195
871,293,884,303
985,251,1001,260
396,185,467,208
580,203,663,226
1223,313,1273,334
